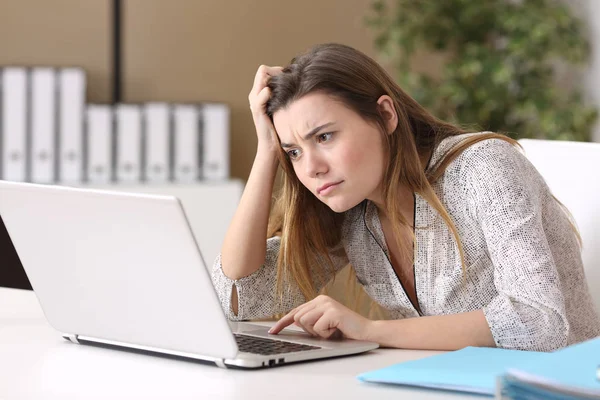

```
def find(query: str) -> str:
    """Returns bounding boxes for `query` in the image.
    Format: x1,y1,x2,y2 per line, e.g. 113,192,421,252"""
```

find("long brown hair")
264,43,571,312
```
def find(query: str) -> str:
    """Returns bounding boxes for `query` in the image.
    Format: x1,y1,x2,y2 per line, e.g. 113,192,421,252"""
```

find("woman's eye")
317,132,333,143
287,149,300,160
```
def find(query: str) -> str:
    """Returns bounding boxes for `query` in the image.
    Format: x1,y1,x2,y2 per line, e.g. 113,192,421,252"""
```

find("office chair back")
518,139,600,313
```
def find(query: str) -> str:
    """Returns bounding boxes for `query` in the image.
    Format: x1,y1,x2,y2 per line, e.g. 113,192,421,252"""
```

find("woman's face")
273,92,396,213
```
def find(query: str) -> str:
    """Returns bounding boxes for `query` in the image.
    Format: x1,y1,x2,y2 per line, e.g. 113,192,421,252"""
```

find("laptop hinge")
62,334,80,344
214,359,226,368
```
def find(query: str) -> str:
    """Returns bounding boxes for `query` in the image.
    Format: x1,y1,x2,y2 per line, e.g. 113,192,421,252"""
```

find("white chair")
518,139,600,313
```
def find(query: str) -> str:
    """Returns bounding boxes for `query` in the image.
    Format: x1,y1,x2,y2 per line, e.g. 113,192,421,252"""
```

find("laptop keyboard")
234,333,321,355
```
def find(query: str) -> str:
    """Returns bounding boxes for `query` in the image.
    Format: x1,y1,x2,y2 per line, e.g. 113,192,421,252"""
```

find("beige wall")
123,0,380,180
0,0,112,103
0,0,382,181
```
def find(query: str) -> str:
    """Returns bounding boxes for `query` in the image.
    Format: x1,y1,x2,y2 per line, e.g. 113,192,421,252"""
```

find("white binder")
143,102,170,182
202,103,230,180
1,67,28,182
115,104,142,183
86,105,113,184
58,68,85,183
30,68,57,183
172,104,200,182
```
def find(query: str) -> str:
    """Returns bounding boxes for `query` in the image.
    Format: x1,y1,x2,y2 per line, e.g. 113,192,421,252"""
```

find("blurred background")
1,0,599,293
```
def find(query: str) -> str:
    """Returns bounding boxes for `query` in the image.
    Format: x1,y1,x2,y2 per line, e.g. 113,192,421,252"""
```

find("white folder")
86,105,113,184
172,104,200,182
1,67,28,182
143,102,170,182
30,68,57,183
58,68,86,183
115,104,142,183
202,103,230,180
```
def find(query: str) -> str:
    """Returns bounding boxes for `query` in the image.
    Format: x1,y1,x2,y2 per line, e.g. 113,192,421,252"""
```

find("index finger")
264,65,284,76
252,65,284,91
268,309,297,334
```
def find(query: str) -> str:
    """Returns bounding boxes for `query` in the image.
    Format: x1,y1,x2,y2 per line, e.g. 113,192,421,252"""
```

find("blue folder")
502,337,600,398
358,337,600,396
357,346,549,395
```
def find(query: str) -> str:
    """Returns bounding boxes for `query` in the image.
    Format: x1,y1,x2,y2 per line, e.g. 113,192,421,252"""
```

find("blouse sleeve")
211,236,349,321
464,139,570,351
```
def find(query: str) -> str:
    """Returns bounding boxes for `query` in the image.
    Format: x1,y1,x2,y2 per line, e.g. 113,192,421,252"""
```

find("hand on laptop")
268,295,373,341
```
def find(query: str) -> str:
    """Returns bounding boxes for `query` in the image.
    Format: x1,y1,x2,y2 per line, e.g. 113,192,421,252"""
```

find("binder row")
0,66,230,184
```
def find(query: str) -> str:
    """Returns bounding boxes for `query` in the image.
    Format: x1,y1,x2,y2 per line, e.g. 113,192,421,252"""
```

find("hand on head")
249,65,284,154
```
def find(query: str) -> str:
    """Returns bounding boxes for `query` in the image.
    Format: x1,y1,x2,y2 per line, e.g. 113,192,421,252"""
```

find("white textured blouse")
211,133,600,352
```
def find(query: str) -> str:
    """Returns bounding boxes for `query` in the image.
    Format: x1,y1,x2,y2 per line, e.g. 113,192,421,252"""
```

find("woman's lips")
318,181,342,196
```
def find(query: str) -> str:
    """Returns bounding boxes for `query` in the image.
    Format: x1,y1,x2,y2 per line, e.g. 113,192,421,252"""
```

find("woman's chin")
323,197,362,214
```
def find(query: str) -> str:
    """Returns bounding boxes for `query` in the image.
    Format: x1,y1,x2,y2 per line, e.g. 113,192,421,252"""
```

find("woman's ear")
377,95,398,135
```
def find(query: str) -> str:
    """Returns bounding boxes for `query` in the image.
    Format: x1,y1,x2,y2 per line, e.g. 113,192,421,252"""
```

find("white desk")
0,288,478,399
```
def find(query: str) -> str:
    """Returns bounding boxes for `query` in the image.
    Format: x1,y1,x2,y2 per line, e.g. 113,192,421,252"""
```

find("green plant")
366,0,598,141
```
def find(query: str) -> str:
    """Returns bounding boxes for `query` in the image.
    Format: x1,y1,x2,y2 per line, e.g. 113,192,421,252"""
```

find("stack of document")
499,337,600,399
357,337,600,398
0,66,231,184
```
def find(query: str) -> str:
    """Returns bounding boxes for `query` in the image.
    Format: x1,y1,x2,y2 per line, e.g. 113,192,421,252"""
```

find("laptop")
0,180,378,368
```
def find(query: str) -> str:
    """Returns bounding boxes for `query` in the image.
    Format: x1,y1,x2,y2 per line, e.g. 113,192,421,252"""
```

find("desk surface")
0,288,479,400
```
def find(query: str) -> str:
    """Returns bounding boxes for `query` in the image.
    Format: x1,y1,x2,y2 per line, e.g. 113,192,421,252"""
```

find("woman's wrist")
255,143,280,163
363,319,386,344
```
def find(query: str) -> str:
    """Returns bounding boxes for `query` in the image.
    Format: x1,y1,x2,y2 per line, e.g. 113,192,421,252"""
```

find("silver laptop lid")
0,181,237,359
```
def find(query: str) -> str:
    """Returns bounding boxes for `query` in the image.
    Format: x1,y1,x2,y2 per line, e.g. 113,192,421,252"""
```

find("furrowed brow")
280,122,335,148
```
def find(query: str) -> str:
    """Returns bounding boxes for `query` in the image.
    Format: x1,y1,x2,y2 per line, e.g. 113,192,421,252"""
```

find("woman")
211,43,600,352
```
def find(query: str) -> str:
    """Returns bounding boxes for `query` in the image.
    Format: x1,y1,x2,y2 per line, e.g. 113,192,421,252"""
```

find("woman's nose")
304,150,328,178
